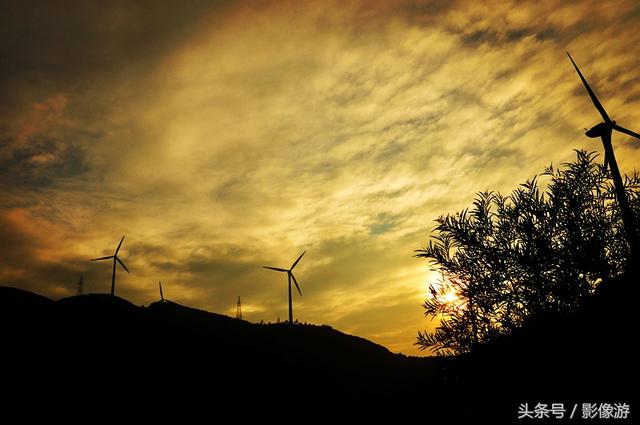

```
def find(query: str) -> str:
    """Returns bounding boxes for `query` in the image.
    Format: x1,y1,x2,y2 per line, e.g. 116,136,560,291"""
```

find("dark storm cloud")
0,0,234,199
0,0,228,88
0,137,88,188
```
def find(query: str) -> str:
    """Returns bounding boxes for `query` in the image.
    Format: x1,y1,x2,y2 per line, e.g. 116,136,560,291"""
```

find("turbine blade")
613,124,640,140
116,257,130,273
291,273,302,296
91,256,114,261
290,250,306,271
263,266,288,272
567,52,611,123
115,235,125,255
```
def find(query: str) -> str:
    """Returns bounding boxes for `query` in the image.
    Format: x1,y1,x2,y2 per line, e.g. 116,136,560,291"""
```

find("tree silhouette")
415,150,640,355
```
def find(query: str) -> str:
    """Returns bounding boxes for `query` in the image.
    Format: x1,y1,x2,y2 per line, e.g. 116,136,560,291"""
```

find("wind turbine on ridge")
263,251,306,324
567,53,640,262
91,235,130,296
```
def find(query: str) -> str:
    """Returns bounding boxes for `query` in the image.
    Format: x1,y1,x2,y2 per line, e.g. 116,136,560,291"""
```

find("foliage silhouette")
415,150,640,355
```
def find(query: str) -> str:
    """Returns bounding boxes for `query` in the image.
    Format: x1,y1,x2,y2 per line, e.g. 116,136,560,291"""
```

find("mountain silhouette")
0,287,439,419
2,274,633,421
0,286,54,314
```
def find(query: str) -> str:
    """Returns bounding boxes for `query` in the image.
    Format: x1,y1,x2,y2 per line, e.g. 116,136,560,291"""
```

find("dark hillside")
435,271,637,422
3,274,631,422
0,288,439,417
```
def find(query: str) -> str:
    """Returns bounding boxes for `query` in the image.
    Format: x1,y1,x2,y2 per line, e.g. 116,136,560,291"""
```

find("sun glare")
442,290,459,305
431,273,462,307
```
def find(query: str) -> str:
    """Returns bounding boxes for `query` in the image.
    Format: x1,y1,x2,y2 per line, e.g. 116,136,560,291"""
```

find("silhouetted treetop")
415,150,640,355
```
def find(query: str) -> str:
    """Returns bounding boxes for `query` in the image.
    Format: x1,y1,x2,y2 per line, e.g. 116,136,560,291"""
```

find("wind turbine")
159,281,165,302
263,251,306,324
91,235,130,296
567,52,640,263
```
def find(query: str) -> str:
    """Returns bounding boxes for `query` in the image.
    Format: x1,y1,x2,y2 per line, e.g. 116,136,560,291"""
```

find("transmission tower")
76,274,84,296
236,296,242,320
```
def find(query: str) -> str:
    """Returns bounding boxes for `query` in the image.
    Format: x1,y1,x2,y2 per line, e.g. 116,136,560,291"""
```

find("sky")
1,0,639,355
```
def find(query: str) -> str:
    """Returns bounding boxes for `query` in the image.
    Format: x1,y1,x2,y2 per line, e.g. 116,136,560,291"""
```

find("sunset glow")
2,0,640,356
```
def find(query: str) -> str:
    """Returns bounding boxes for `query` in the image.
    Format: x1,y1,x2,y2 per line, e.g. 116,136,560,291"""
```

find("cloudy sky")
1,0,639,355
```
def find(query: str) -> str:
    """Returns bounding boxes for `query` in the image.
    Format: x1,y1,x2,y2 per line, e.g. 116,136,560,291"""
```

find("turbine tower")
76,274,84,296
91,235,130,296
159,281,165,302
236,296,242,320
263,251,306,324
567,53,640,264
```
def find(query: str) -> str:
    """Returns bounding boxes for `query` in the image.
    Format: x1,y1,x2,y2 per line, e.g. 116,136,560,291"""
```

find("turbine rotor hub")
585,122,611,138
